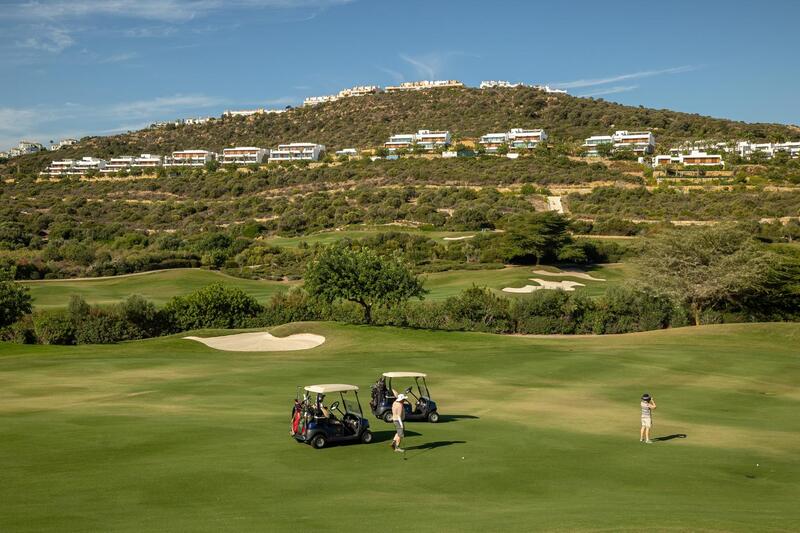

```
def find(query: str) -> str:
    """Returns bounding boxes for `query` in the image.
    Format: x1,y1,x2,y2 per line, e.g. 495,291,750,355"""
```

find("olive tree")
304,246,426,323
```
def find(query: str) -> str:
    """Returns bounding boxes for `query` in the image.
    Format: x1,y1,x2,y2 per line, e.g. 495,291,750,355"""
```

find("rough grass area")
1,322,798,531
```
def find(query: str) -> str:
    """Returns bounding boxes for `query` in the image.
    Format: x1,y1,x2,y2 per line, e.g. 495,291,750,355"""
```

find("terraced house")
654,151,724,167
164,150,217,167
221,147,269,165
268,143,325,162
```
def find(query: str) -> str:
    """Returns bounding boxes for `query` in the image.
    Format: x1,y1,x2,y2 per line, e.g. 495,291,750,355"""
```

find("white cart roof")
305,384,359,394
382,372,427,378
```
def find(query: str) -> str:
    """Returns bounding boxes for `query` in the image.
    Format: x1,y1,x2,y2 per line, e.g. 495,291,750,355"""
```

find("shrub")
589,286,676,334
442,286,513,333
0,280,32,328
33,311,76,345
164,283,264,331
511,290,594,334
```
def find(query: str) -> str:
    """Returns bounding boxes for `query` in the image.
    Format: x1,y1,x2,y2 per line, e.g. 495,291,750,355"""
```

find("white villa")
133,154,162,168
304,85,381,106
101,156,136,173
164,150,217,167
268,143,325,162
221,147,269,165
479,128,547,152
654,151,724,167
335,148,359,157
223,108,286,117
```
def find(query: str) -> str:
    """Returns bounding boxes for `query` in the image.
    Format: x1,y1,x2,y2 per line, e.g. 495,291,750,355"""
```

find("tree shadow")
653,433,687,442
371,429,421,443
437,414,480,424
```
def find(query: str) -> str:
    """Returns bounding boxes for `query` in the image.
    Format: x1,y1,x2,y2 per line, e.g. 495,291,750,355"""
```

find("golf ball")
462,457,465,459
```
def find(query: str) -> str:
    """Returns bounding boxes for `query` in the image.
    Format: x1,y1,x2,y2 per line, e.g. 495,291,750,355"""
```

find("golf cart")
370,372,439,423
291,384,373,449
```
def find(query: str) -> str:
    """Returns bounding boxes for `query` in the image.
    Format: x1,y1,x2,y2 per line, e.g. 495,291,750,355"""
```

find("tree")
0,280,32,327
495,143,510,156
164,283,263,331
596,142,614,158
635,226,779,325
502,211,571,264
304,246,426,323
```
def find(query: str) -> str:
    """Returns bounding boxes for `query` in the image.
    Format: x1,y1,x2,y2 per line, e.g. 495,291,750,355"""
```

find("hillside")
4,87,799,175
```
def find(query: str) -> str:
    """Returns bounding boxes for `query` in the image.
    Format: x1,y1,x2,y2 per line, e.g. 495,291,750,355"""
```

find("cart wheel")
428,411,440,423
311,434,327,449
361,430,373,444
383,411,394,423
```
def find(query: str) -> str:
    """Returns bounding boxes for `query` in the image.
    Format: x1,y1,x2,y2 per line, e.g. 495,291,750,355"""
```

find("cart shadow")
653,433,687,442
371,430,422,443
437,414,480,424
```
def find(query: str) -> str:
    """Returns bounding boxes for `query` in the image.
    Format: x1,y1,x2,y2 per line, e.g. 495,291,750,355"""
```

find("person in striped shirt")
640,393,657,443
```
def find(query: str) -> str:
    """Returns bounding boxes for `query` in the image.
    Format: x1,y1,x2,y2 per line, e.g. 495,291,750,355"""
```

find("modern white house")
736,141,800,159
479,132,510,152
9,140,45,158
50,138,78,150
654,151,724,167
132,154,163,168
335,148,359,157
221,147,269,165
480,80,525,89
163,150,217,167
612,130,655,154
385,80,463,92
268,143,325,162
304,85,381,106
385,133,417,151
70,157,107,175
223,108,286,117
101,156,136,173
532,85,568,94
582,135,614,156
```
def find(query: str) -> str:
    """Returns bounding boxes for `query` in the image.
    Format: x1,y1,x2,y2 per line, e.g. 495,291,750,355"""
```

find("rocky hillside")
4,87,799,175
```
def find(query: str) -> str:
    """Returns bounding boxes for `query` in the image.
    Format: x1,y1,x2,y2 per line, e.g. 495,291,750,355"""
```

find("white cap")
396,394,407,402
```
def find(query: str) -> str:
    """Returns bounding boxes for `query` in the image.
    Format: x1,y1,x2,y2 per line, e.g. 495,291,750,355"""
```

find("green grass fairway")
423,263,627,300
24,264,626,309
262,226,481,248
1,323,798,531
22,269,297,309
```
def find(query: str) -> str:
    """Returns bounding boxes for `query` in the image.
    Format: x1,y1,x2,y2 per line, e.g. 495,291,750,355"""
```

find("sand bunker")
183,332,325,352
443,235,474,241
531,269,606,282
502,278,585,293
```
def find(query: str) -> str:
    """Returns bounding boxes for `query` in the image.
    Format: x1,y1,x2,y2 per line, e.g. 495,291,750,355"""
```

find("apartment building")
532,85,568,94
669,141,732,156
184,117,213,126
479,132,510,152
303,95,339,106
40,159,77,176
385,130,451,151
101,156,136,173
736,141,800,159
582,135,614,156
479,128,547,152
338,85,381,98
385,80,464,92
133,154,162,168
50,138,78,150
164,150,217,167
221,147,269,165
70,157,107,175
480,80,524,89
268,143,325,162
335,148,359,157
9,140,45,158
654,151,724,167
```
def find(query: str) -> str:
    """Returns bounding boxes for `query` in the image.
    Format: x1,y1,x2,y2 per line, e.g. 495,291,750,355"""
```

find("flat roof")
304,384,359,393
383,372,427,378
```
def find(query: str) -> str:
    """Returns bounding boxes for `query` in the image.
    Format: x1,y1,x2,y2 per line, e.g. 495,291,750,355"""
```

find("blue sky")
2,0,799,150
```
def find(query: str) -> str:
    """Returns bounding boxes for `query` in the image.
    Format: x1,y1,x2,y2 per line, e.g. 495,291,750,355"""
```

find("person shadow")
372,429,421,443
405,440,466,451
653,433,687,442
437,414,480,424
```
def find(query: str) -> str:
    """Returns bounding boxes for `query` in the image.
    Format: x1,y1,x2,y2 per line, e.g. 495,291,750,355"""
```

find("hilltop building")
41,157,107,176
268,143,325,162
335,148,359,157
385,80,463,92
221,147,269,165
654,151,724,167
101,156,136,173
50,138,78,150
303,85,381,106
222,108,286,117
133,154,163,168
9,140,45,158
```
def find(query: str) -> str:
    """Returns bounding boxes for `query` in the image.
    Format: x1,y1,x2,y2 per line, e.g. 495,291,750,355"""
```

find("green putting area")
23,264,626,309
1,322,798,531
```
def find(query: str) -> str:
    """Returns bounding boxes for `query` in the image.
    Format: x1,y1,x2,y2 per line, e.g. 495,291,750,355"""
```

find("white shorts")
641,417,652,428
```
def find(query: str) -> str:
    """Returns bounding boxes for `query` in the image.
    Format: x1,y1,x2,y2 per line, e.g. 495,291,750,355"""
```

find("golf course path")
183,332,325,351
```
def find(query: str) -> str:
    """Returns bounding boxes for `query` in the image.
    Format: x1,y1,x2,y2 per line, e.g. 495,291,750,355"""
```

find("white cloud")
15,26,75,53
3,0,355,22
400,53,436,79
378,66,404,83
579,85,639,98
97,52,138,63
555,65,700,89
